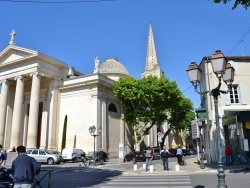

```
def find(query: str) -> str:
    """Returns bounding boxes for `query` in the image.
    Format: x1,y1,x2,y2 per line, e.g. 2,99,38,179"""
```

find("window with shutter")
230,85,239,104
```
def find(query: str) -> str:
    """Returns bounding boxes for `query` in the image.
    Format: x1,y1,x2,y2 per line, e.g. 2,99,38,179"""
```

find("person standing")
145,146,153,172
225,145,232,166
12,146,16,152
0,150,7,166
176,146,183,165
160,145,170,170
12,146,41,188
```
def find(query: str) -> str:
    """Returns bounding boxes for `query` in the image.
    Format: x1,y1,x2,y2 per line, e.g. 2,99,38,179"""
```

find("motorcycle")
0,167,14,188
81,153,104,166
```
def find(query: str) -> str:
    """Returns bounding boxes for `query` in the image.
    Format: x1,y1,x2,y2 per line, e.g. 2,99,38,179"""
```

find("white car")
62,148,85,163
26,149,63,165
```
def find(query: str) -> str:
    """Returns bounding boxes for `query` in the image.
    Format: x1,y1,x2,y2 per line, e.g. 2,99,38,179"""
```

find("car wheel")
72,158,77,163
47,158,54,165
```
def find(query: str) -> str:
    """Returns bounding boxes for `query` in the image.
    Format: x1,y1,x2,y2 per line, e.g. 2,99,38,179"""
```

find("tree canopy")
213,0,250,9
113,76,194,150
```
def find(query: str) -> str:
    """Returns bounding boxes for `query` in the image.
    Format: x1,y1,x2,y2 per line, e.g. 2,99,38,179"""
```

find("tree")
61,115,67,152
113,76,194,150
161,97,195,148
213,0,250,9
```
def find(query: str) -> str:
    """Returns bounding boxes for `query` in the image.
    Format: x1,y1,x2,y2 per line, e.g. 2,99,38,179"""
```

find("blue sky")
0,0,250,108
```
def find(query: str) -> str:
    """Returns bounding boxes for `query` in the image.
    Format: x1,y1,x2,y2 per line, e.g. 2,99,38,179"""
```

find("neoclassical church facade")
0,25,178,157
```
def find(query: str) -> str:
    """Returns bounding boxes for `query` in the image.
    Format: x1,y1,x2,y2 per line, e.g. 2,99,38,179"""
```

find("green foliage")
113,75,194,145
0,144,2,149
61,115,67,152
213,0,250,9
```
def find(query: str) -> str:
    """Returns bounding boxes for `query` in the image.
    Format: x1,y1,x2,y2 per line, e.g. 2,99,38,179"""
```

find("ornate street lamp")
186,50,235,188
197,118,205,169
89,125,102,165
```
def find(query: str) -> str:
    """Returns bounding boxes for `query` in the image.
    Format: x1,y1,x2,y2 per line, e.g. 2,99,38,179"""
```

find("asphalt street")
4,155,250,187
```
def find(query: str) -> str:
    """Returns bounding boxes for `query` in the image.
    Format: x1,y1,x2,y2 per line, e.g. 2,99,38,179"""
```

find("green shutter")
239,84,247,105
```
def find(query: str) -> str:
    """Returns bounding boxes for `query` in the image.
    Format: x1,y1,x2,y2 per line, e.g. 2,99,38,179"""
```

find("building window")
108,103,117,113
230,85,239,104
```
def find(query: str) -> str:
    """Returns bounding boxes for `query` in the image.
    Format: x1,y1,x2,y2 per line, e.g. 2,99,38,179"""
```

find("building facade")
0,24,178,157
198,55,250,163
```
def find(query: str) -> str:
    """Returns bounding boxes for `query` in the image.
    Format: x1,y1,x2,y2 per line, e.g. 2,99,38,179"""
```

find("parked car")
182,149,191,156
86,151,109,162
62,148,85,163
124,151,145,163
26,149,63,165
151,147,161,160
168,148,177,157
189,148,197,155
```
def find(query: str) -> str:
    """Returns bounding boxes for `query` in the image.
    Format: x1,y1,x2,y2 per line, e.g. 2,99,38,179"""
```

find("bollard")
134,164,137,171
175,164,180,172
143,164,146,169
149,165,154,173
78,164,81,169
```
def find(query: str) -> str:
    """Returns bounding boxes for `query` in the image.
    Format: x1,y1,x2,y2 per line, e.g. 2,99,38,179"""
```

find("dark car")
124,151,145,163
86,151,109,162
189,148,197,155
168,148,177,157
182,149,191,156
143,147,161,160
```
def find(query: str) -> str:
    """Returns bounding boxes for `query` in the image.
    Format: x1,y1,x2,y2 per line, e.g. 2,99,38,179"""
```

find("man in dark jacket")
12,146,41,188
160,145,170,170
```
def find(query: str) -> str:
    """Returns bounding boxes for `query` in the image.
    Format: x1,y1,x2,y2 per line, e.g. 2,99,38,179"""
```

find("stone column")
27,72,42,148
0,80,9,145
47,78,59,149
101,97,107,151
10,76,25,147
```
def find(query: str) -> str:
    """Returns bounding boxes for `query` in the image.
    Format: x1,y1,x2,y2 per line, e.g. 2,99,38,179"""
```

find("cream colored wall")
58,85,97,153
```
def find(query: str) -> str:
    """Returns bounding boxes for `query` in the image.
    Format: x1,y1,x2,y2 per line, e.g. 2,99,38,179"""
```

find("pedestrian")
145,146,153,172
0,149,7,166
12,146,16,152
12,145,41,188
160,145,170,170
225,145,232,166
176,146,183,165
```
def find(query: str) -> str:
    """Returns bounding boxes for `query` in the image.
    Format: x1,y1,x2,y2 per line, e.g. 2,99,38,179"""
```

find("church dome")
99,58,129,76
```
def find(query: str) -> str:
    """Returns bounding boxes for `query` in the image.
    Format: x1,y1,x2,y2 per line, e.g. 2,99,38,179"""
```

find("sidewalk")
4,153,250,174
112,156,250,174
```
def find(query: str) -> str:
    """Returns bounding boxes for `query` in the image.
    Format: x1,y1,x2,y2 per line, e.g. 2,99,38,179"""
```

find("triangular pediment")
0,45,38,66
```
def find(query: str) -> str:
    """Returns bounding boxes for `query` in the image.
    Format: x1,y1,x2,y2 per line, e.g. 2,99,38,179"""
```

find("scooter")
82,154,104,166
0,167,14,188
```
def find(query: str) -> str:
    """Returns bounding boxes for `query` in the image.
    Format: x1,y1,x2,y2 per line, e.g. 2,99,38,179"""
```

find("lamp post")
197,119,205,169
89,125,102,166
186,50,235,188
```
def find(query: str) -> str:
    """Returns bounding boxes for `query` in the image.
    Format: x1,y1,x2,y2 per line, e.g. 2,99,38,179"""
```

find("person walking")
145,146,153,172
160,145,170,170
225,145,232,166
176,146,183,165
0,150,7,166
12,145,41,188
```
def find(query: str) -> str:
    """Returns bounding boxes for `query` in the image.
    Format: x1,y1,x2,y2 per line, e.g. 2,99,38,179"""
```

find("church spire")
141,23,163,78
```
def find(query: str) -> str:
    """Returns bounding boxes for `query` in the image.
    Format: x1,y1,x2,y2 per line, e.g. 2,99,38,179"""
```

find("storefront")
222,111,250,156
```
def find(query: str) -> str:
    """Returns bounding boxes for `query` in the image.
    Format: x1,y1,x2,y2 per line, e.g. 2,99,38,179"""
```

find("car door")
31,149,40,162
39,150,47,163
79,149,86,162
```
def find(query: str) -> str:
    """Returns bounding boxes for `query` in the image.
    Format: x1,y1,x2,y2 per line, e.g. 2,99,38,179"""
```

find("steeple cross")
9,30,16,45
